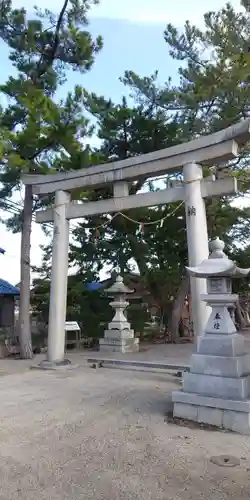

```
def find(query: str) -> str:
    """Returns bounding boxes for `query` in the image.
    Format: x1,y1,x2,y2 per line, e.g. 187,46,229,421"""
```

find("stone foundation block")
190,353,250,377
99,337,139,353
183,372,250,399
197,407,223,427
172,390,250,412
31,359,78,370
172,390,250,434
197,333,245,357
103,329,135,340
173,402,198,421
173,402,250,435
222,410,250,434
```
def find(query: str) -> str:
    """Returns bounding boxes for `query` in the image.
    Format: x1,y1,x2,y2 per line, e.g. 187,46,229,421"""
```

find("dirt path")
0,366,249,499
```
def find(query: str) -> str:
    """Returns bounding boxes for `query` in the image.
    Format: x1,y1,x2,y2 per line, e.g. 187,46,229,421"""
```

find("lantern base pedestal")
99,336,139,353
172,391,250,435
172,332,250,434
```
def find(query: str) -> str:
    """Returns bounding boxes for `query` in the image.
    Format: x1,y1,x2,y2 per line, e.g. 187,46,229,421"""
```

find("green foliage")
31,274,111,338
0,0,103,225
231,245,250,295
31,272,151,339
69,87,250,319
69,95,187,303
122,2,250,135
0,0,103,357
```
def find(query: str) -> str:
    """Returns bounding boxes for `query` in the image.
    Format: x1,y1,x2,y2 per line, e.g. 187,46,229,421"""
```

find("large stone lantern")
172,237,250,434
99,274,139,353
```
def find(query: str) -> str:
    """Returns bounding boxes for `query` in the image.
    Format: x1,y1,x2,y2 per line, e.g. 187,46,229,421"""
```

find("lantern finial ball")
209,237,225,258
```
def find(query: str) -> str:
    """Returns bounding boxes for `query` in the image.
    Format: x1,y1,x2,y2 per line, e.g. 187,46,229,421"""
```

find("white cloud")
89,0,243,25
11,0,242,25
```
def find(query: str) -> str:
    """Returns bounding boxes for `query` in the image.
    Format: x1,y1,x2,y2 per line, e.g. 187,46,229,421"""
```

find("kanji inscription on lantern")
214,313,221,320
213,322,220,330
187,205,196,216
212,311,222,330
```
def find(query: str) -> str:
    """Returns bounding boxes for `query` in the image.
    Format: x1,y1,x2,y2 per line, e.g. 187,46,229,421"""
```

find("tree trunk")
235,300,247,330
244,309,250,326
239,301,250,326
19,184,33,359
168,276,189,343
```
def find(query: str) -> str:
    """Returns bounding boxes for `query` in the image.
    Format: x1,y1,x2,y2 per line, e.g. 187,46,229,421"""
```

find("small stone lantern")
172,237,250,435
99,274,140,353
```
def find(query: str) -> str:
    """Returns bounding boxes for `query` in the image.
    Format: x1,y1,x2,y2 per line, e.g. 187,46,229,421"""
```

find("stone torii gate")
22,120,250,366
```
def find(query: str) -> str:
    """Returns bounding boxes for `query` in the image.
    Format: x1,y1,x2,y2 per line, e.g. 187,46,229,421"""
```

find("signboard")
65,321,80,331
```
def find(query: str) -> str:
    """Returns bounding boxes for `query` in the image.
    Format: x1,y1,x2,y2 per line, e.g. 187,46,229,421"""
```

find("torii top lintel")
22,120,250,195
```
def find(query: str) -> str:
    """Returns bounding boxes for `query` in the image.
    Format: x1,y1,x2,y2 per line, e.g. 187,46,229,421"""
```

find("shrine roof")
0,279,20,295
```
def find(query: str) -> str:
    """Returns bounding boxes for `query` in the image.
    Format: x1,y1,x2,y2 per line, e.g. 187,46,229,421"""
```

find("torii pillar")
183,163,210,337
41,190,71,368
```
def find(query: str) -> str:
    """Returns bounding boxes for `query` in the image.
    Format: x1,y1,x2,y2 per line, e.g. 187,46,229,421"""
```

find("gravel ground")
0,364,249,499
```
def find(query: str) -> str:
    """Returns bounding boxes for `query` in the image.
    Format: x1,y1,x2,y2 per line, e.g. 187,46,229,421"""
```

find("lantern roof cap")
104,275,134,295
186,237,250,278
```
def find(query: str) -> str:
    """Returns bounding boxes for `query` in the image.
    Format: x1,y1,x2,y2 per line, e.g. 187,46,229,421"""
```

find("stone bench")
87,357,190,374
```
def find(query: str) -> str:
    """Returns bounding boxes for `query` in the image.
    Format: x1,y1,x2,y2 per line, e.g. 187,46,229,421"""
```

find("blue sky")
0,0,242,284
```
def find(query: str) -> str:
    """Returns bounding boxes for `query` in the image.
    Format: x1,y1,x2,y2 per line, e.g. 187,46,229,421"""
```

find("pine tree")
122,1,250,152
119,0,250,333
70,95,194,340
36,0,250,342
70,93,183,275
70,87,250,339
0,0,102,357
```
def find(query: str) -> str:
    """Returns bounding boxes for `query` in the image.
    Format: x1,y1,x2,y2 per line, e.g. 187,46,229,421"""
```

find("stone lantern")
172,237,250,434
99,274,139,353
